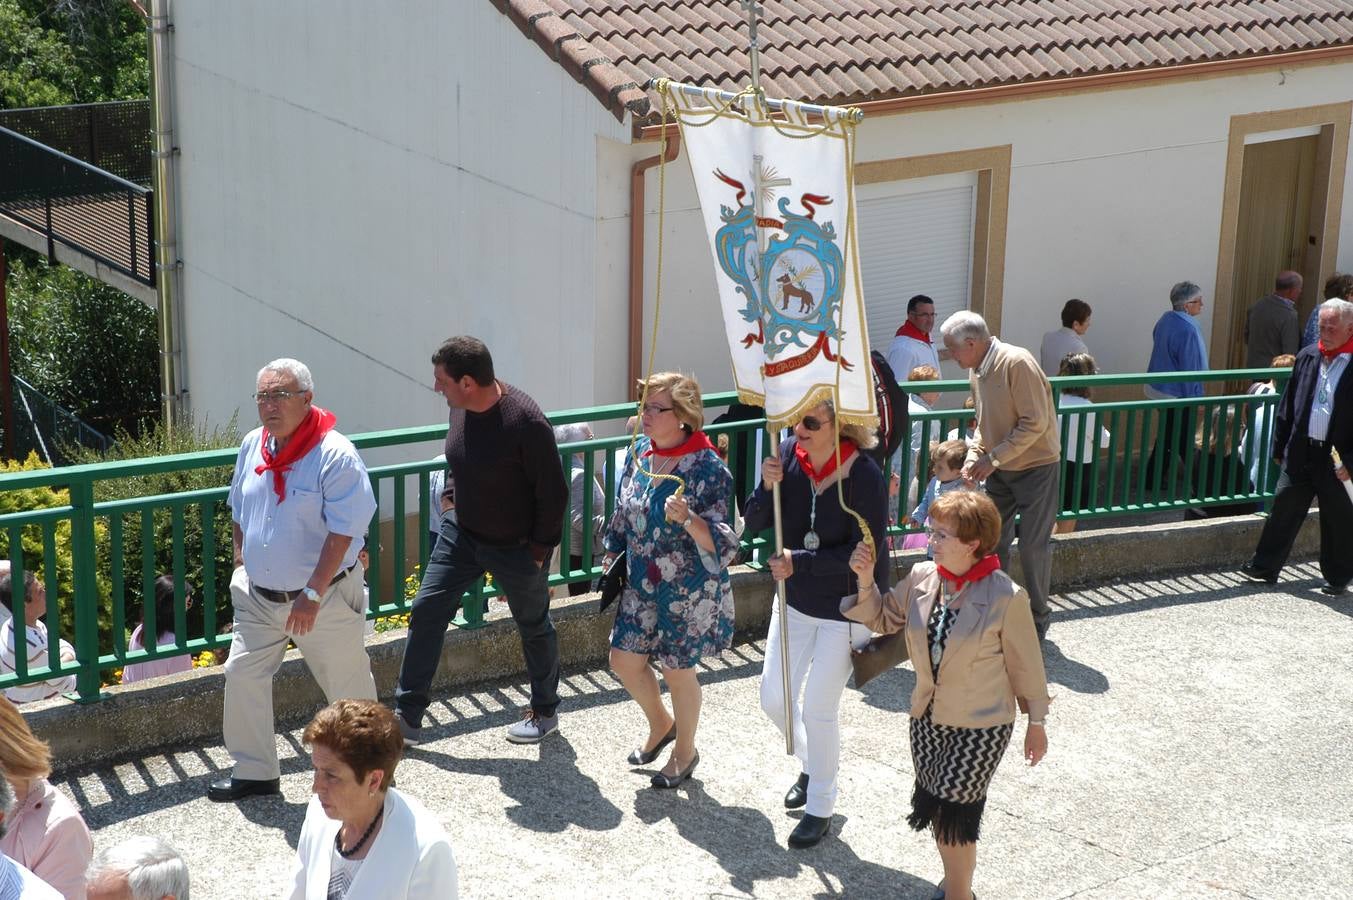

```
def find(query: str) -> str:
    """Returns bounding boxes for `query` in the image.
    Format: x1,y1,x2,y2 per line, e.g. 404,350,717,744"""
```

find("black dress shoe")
627,724,677,766
787,813,831,848
207,777,281,802
650,751,699,789
784,772,809,809
1321,582,1349,596
1239,563,1278,584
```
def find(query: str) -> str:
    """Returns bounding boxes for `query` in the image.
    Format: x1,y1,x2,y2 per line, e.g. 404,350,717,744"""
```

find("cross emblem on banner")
750,154,791,253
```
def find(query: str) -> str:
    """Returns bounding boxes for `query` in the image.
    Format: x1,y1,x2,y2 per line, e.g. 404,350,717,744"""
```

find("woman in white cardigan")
289,700,457,900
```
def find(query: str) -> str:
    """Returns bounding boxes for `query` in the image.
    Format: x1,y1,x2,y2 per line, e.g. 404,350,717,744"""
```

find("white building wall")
613,62,1353,397
171,1,629,437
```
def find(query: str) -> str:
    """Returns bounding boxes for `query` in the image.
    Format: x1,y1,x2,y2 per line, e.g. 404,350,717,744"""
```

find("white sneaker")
505,711,558,744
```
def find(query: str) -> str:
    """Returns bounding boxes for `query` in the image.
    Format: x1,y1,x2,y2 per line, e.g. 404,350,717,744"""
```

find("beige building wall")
613,61,1353,402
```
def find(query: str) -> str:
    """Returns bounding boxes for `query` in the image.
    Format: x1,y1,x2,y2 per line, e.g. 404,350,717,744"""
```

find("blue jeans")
395,516,559,724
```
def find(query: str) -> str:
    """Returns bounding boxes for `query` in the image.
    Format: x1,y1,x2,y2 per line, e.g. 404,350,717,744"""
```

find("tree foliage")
8,256,160,436
0,0,147,109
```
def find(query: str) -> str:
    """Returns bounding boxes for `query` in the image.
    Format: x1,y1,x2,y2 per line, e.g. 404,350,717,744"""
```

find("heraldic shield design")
714,184,852,377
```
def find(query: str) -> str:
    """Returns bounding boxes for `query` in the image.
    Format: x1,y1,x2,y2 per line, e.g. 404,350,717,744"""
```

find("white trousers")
760,603,869,817
223,565,377,780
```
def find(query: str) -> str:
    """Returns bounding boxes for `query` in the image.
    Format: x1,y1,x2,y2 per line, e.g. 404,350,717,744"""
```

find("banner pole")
771,480,794,756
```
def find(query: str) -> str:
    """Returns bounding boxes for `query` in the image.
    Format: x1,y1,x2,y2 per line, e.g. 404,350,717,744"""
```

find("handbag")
597,550,627,613
850,630,908,688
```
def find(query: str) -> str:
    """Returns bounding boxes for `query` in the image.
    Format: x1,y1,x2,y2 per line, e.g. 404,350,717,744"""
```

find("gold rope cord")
629,80,686,512
827,112,877,565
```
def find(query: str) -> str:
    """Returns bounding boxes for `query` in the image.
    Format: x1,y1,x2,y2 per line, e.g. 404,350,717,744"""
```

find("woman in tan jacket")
845,490,1050,900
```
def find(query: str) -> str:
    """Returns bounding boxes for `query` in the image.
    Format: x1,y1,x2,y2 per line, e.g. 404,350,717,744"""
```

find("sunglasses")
799,415,831,432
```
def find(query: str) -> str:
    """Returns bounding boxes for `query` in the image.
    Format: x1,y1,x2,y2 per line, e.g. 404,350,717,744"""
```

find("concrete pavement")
54,558,1353,899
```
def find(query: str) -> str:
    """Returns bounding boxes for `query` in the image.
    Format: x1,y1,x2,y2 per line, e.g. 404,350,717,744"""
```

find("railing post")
43,196,55,262
127,192,138,279
67,479,105,703
145,192,156,286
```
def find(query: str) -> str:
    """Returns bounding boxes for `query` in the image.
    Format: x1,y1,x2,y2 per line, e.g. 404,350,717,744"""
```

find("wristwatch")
988,454,1001,469
301,586,321,603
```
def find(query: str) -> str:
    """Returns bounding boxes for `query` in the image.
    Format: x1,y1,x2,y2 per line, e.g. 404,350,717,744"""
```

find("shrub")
67,416,240,644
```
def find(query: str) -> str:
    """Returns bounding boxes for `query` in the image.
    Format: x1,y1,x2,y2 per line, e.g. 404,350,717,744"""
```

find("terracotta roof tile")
494,0,1353,121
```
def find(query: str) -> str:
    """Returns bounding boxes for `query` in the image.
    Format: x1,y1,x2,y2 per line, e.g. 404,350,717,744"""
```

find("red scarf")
643,430,717,458
936,554,1001,591
255,406,337,502
895,320,932,344
794,440,857,484
1318,335,1353,361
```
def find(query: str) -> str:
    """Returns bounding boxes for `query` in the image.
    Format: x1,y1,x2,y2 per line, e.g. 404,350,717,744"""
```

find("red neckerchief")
895,320,932,344
255,405,337,502
643,430,717,458
1318,335,1353,361
936,554,1001,591
794,440,857,485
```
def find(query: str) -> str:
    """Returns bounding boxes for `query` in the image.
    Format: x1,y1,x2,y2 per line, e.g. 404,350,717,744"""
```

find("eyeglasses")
799,415,831,432
639,403,674,415
925,527,954,542
253,390,303,404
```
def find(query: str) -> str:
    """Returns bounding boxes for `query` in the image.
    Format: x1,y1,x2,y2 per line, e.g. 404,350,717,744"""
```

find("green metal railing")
0,369,1287,702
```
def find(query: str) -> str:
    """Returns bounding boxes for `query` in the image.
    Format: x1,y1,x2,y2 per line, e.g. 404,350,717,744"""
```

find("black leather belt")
1307,437,1329,449
253,563,357,604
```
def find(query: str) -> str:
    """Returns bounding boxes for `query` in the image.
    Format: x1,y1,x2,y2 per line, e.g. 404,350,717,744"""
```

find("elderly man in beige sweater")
941,311,1061,639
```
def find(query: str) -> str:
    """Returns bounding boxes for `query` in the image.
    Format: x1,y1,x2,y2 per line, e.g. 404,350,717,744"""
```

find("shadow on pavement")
633,782,933,897
411,737,623,833
1042,640,1108,694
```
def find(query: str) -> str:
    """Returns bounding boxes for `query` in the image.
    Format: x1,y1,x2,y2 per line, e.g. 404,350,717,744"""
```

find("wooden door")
1228,135,1317,369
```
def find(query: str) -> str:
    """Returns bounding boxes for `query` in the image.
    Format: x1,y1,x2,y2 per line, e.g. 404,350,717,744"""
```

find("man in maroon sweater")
395,336,568,745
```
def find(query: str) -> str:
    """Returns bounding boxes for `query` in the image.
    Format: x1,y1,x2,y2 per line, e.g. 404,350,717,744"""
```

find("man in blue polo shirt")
211,358,377,802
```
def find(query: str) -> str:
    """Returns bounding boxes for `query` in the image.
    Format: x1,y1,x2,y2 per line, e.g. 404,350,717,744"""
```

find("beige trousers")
223,564,377,780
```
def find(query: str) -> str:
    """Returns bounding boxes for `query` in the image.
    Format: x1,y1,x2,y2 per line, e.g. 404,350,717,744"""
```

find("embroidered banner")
661,82,878,430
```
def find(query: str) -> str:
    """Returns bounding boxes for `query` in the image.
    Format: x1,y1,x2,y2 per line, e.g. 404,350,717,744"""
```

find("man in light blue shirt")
211,358,378,803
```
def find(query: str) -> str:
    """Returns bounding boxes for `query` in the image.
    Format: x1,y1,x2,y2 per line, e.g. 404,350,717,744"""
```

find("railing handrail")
0,371,1295,491
0,99,149,117
0,124,150,196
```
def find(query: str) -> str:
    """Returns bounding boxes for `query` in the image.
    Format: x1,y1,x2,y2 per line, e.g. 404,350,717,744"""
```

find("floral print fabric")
604,437,738,669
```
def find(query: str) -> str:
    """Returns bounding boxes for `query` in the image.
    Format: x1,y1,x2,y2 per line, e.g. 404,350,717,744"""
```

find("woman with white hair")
84,838,188,900
553,423,606,596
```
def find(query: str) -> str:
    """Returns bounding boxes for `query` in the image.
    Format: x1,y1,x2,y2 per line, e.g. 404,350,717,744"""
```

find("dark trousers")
396,517,560,724
986,461,1060,628
566,554,590,597
1144,405,1195,490
1249,440,1353,588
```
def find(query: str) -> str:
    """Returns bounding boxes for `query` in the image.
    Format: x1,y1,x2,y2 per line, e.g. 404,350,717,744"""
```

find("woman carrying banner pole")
744,399,889,848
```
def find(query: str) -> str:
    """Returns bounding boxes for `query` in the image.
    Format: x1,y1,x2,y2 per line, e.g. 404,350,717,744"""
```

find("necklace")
335,805,383,859
803,487,820,550
930,582,961,668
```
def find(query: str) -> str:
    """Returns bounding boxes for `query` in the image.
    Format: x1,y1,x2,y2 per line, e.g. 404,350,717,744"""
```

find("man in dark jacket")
395,336,568,745
1240,299,1353,595
1244,271,1301,370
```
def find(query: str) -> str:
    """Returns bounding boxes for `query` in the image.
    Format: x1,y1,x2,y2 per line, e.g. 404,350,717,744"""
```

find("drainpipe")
148,0,183,427
627,132,680,399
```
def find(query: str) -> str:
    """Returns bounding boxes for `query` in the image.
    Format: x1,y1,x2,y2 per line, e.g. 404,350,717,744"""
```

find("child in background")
901,439,974,555
947,395,977,445
122,574,194,684
0,571,76,702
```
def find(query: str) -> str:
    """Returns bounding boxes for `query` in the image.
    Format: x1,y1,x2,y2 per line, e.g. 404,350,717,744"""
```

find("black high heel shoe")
650,751,699,789
627,724,677,766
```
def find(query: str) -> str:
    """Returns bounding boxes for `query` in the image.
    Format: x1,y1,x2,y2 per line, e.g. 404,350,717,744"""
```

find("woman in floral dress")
603,372,738,789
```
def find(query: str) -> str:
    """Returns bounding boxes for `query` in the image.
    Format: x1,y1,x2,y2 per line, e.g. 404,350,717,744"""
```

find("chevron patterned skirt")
906,712,1013,845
